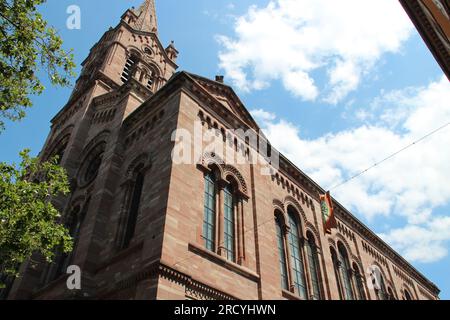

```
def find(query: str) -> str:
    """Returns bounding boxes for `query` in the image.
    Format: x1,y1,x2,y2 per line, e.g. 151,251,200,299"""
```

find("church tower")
7,0,180,299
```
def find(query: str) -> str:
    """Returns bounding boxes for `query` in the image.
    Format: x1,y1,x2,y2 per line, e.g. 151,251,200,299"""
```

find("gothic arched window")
404,289,412,300
223,185,235,262
275,214,289,290
202,173,216,252
199,164,247,265
121,55,138,83
139,70,147,82
53,142,68,164
147,70,155,90
375,267,388,300
49,201,88,282
122,167,145,249
353,263,366,300
48,134,70,164
388,287,396,300
287,208,307,299
337,243,354,300
331,247,343,300
305,232,322,300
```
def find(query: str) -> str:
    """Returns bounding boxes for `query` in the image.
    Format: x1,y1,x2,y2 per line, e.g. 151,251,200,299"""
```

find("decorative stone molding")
305,222,321,247
197,152,249,199
109,260,236,300
42,125,74,161
223,164,248,195
327,238,337,250
125,153,152,178
124,107,166,149
284,196,308,228
335,234,354,261
81,131,111,156
273,200,285,215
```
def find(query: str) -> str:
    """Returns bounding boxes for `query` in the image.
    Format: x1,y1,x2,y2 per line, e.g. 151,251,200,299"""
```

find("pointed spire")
131,0,158,33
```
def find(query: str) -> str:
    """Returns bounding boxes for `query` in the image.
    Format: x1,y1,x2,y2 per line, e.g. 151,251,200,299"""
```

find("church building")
6,0,440,300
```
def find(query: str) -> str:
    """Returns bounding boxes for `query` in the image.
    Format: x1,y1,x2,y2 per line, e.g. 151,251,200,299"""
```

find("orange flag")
320,191,337,234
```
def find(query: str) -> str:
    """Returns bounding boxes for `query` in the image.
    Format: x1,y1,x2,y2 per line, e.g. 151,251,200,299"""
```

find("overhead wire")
329,121,450,191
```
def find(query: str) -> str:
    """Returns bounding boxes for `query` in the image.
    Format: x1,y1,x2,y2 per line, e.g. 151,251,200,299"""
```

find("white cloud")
380,217,450,263
218,0,413,103
283,70,318,100
252,76,450,263
250,109,276,121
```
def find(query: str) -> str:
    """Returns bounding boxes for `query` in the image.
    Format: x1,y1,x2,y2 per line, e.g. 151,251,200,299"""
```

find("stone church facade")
5,0,440,300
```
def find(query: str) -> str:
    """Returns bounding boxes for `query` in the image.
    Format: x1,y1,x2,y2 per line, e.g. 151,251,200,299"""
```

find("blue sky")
0,0,449,299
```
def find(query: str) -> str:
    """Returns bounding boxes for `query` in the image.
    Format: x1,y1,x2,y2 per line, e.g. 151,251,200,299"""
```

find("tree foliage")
0,150,73,283
0,0,76,131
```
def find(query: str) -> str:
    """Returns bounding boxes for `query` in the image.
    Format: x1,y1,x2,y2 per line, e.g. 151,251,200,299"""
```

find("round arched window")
78,142,106,187
52,140,69,164
46,133,71,164
144,47,152,55
84,154,102,183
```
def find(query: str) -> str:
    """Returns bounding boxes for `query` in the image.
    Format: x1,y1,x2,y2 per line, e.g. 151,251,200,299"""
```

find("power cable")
329,121,450,191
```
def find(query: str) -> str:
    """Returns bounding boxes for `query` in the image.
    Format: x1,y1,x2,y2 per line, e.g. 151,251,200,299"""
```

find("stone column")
237,199,245,264
335,260,345,299
302,238,314,300
283,226,295,294
217,184,225,257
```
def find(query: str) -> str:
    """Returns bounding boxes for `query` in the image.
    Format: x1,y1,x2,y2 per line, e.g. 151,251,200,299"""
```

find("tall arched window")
353,263,366,300
48,134,70,165
287,208,307,299
404,289,412,300
223,185,235,262
275,214,289,290
198,163,247,265
376,273,388,300
202,173,216,252
50,201,88,282
388,287,395,300
121,55,137,83
338,243,354,300
305,232,322,300
331,248,343,300
147,70,155,90
378,277,388,300
53,141,68,165
122,168,145,249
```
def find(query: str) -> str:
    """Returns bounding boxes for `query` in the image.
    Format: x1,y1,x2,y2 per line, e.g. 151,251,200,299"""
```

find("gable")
120,22,178,70
186,73,260,131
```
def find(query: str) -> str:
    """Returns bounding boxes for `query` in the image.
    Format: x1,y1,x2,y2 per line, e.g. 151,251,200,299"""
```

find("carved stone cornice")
399,0,450,80
104,260,236,300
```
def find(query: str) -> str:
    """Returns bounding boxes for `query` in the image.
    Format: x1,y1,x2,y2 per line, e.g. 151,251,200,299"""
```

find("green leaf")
0,149,72,284
0,0,76,132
